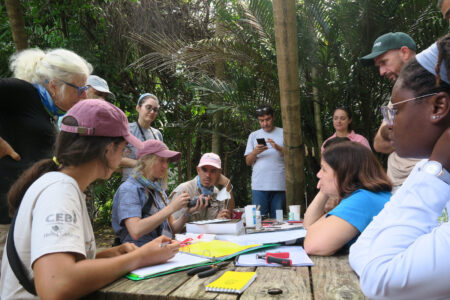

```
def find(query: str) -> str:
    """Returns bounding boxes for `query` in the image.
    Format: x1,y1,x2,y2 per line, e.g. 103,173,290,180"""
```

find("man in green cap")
361,32,416,82
361,32,420,193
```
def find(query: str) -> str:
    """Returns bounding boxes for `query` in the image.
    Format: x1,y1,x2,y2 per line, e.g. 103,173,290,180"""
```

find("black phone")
256,138,267,146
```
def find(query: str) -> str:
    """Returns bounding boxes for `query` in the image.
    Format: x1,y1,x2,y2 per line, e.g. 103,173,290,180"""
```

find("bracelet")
184,211,191,218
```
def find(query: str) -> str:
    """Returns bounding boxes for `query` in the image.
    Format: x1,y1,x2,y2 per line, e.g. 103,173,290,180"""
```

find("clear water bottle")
255,210,262,230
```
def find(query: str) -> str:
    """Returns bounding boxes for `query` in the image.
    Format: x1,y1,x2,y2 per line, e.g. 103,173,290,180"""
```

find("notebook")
205,271,257,294
235,246,314,267
179,240,263,260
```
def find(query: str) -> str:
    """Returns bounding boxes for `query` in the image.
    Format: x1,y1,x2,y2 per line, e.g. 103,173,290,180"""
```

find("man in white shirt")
244,105,285,218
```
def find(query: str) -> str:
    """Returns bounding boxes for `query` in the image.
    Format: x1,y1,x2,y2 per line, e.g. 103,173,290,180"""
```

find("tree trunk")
5,0,28,51
272,0,305,214
312,67,323,158
212,3,225,155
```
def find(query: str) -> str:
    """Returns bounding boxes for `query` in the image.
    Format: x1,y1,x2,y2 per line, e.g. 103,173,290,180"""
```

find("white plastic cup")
245,205,256,227
289,205,301,221
276,210,283,222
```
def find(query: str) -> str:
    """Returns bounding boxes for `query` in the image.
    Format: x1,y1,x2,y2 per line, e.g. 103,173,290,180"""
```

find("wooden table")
83,253,366,300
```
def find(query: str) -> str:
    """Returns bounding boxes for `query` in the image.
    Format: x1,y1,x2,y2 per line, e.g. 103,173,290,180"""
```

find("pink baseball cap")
60,99,143,149
136,140,181,162
197,153,221,169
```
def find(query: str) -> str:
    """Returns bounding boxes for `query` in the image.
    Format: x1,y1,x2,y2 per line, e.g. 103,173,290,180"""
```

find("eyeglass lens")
62,80,88,96
380,106,395,126
145,105,159,112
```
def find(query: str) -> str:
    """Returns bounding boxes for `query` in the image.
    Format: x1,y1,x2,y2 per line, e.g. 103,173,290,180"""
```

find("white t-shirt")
244,127,286,191
0,172,95,299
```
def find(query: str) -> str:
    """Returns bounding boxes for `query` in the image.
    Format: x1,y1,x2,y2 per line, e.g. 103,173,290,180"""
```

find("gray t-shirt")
122,121,163,181
244,127,286,191
0,172,95,299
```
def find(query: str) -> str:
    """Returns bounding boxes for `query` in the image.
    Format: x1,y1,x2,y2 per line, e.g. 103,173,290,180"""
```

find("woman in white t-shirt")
0,99,179,299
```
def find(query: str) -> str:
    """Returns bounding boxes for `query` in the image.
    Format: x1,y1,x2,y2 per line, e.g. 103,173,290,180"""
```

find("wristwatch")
422,161,450,185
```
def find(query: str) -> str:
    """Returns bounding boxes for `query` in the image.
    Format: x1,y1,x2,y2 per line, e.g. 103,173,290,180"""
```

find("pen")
159,241,171,248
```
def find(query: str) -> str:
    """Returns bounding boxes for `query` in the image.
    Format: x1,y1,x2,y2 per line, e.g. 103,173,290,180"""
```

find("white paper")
216,187,231,201
130,252,210,278
235,246,314,267
216,228,306,245
189,219,230,225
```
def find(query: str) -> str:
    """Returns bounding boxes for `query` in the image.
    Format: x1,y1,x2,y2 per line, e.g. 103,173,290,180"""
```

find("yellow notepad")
180,240,261,260
205,271,257,294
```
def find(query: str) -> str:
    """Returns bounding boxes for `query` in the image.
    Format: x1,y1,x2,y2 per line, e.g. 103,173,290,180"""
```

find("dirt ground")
94,225,116,248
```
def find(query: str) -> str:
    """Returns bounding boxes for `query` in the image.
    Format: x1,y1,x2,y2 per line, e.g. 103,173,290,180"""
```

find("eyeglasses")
143,105,159,113
60,80,89,97
380,93,437,126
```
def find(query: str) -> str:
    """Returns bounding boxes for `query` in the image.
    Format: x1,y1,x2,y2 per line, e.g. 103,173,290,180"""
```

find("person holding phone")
244,105,285,218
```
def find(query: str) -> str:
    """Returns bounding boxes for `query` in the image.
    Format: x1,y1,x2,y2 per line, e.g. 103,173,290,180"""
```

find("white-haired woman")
0,48,92,224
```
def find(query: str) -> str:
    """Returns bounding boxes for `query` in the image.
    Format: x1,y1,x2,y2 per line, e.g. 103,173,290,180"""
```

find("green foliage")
93,173,122,225
2,0,447,225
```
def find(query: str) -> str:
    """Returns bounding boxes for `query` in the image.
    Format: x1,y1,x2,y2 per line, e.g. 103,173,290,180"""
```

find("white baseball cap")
87,75,115,98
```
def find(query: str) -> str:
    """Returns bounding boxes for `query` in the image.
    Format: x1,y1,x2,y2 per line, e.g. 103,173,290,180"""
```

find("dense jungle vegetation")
1,0,446,225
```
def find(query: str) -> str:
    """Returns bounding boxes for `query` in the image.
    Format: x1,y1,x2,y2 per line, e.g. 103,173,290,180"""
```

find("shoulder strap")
141,189,155,216
136,122,147,141
7,212,37,295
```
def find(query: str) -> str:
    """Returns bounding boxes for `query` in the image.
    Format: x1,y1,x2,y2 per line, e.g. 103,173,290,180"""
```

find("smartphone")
256,138,267,146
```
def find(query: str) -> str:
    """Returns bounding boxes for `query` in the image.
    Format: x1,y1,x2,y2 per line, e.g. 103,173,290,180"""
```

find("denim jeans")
251,190,286,218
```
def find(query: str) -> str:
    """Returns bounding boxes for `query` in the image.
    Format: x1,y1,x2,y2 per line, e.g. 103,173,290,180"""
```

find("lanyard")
137,122,157,141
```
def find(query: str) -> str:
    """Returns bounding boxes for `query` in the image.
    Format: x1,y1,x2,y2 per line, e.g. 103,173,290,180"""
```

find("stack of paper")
127,252,210,280
186,219,244,235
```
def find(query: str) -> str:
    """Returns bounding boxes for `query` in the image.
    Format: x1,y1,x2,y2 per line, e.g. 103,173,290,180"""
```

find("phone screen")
256,138,267,146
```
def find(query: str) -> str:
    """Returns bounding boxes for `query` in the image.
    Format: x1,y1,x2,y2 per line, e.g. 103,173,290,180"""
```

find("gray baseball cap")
87,75,115,98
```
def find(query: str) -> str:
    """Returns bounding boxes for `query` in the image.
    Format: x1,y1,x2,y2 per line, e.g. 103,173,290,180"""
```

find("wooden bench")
83,253,367,300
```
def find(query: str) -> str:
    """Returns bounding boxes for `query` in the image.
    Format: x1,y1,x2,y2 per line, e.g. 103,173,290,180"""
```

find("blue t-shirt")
327,189,391,245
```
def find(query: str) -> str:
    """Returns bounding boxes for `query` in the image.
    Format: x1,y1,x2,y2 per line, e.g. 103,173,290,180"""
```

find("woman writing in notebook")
303,141,392,256
112,140,208,246
0,100,179,299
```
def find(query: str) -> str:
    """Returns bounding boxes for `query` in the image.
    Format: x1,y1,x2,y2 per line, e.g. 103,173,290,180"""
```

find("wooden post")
5,0,28,51
272,0,305,211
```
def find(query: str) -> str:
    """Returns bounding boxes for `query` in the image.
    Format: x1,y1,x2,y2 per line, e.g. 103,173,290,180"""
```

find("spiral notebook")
205,271,257,294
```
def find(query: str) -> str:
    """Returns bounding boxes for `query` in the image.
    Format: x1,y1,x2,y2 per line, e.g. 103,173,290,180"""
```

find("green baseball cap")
360,32,416,65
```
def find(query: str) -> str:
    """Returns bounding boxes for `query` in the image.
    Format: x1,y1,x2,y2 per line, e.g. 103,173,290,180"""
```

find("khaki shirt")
168,176,226,221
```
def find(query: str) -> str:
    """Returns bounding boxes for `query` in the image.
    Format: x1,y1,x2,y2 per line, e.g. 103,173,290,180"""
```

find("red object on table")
231,209,243,219
266,252,290,259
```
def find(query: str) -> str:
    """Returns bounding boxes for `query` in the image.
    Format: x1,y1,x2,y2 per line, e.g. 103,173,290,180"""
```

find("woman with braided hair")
349,34,450,300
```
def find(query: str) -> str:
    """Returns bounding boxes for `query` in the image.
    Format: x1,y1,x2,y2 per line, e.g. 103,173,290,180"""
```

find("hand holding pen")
139,236,180,266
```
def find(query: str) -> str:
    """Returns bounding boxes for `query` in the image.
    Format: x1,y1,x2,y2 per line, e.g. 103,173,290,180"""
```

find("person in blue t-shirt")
303,141,392,256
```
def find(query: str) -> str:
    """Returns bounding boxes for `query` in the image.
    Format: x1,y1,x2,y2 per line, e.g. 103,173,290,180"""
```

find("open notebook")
127,240,277,280
206,271,257,294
